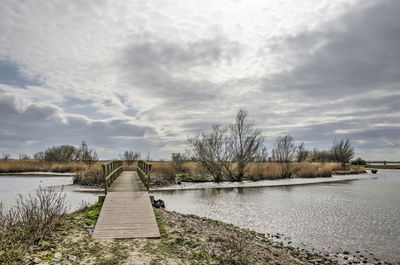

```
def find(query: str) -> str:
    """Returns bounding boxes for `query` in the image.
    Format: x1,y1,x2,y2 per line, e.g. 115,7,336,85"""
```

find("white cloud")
0,0,399,160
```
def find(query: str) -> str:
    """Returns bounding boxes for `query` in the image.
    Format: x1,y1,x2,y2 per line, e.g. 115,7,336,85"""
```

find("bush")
0,187,68,261
351,157,367,165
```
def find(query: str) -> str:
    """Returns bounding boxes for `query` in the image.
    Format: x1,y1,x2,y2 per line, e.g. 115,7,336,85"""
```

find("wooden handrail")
102,160,123,194
137,160,152,191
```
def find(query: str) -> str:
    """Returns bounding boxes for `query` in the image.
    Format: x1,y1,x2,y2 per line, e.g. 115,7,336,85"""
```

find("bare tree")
228,109,264,181
274,135,296,178
18,153,30,160
120,150,141,164
271,149,276,162
308,148,333,162
171,152,186,173
296,142,308,162
78,141,98,165
254,146,268,163
1,153,11,161
331,138,354,169
187,125,232,182
33,151,45,161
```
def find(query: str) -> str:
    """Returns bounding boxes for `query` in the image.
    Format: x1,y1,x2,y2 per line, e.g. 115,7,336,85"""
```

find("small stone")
33,257,42,264
54,252,62,261
88,242,96,248
68,255,77,262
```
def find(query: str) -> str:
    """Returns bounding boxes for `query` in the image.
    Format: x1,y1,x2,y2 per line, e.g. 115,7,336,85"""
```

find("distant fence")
137,160,152,191
102,160,123,194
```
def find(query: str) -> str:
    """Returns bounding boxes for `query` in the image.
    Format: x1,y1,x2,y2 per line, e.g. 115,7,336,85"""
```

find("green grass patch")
84,202,103,226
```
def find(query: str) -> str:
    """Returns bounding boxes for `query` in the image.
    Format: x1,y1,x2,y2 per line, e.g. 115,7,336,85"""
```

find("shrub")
351,157,367,165
0,187,68,261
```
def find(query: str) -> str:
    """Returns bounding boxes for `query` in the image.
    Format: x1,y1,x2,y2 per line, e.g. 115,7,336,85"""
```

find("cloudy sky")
0,0,399,160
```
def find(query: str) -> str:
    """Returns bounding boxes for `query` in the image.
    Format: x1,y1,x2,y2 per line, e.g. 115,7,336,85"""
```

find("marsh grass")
144,161,343,185
74,166,103,186
246,162,341,180
1,160,346,187
0,159,91,173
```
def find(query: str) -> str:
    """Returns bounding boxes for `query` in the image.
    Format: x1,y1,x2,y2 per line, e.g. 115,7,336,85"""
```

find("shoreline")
0,171,378,192
0,171,76,177
150,172,377,191
7,204,339,265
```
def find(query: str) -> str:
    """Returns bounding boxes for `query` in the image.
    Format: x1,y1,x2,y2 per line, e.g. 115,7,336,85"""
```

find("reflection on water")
0,176,102,212
152,170,400,263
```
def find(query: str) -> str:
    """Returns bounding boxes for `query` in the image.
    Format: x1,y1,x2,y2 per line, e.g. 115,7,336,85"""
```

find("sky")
0,0,399,160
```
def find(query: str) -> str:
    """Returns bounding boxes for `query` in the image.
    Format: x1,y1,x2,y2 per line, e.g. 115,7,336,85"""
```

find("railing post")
147,164,152,191
102,164,107,194
102,160,124,195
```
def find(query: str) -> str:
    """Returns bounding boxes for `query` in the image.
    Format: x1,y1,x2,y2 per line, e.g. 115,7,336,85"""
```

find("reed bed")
73,166,103,186
245,162,341,180
291,162,342,178
0,160,90,173
246,162,283,180
142,161,343,185
1,160,345,186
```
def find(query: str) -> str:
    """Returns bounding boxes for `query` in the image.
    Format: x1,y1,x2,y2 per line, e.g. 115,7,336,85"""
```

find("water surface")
151,170,400,263
0,175,102,212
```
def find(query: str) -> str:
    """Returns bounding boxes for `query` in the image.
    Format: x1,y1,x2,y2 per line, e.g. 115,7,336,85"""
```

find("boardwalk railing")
137,160,152,191
102,160,123,194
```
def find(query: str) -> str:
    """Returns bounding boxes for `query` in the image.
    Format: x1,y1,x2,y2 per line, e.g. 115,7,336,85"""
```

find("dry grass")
74,166,103,186
292,162,342,178
142,161,343,185
127,161,345,185
0,160,90,173
246,162,283,180
1,160,345,186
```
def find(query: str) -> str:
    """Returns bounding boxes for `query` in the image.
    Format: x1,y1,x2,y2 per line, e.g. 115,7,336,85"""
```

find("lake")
151,170,400,263
0,174,102,212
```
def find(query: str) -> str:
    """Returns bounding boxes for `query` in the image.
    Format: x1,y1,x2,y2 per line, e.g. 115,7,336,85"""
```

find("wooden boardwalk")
93,171,160,239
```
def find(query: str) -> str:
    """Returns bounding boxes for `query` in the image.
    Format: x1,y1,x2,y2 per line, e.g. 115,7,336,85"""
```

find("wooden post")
102,164,107,194
147,164,152,191
98,195,105,203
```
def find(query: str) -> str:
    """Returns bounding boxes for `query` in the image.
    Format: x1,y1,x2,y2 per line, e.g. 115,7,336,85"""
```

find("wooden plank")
93,171,160,239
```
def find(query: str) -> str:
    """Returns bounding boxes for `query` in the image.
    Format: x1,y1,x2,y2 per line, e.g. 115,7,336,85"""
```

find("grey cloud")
118,36,241,100
122,37,239,69
247,0,400,160
0,90,158,158
266,0,400,97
